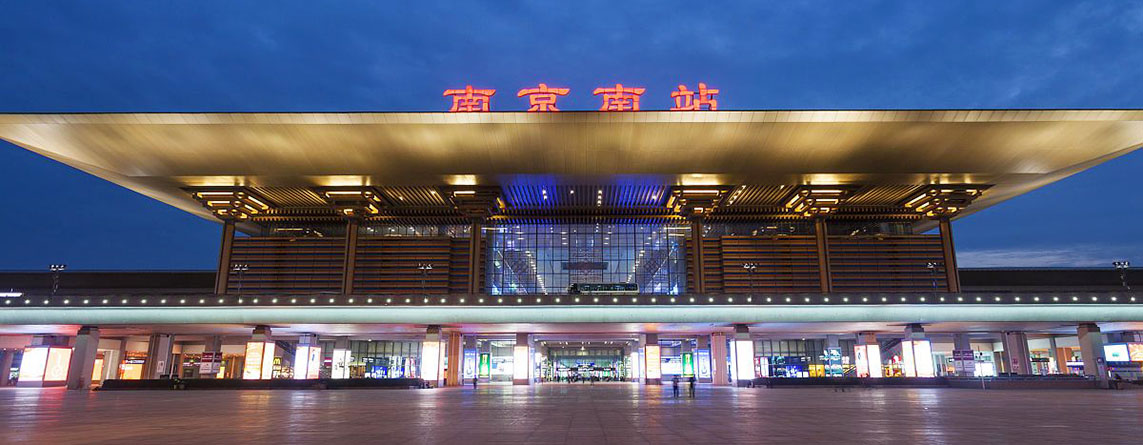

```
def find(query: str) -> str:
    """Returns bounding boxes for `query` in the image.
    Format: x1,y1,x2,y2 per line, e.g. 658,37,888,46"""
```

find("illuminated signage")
331,349,350,379
901,340,935,378
445,83,720,112
463,349,477,379
681,352,695,376
293,345,322,380
732,339,755,382
696,350,711,379
854,344,883,378
243,341,276,380
644,345,662,380
1105,344,1131,362
421,339,441,383
513,344,530,381
1129,343,1143,362
17,346,72,387
17,347,49,383
478,352,491,377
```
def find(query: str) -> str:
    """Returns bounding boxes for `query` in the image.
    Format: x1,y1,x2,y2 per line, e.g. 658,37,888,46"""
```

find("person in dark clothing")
472,376,478,388
688,375,696,398
672,375,680,397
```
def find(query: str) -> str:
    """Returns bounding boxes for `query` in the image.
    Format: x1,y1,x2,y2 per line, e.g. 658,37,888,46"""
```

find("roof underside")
1,110,1140,229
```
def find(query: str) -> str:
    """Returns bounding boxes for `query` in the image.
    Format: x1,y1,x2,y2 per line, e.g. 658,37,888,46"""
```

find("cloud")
959,245,1139,268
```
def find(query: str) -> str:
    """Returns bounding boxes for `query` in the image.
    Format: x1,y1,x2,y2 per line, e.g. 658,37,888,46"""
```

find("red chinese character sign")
592,83,645,111
671,83,719,111
443,85,496,112
517,84,570,112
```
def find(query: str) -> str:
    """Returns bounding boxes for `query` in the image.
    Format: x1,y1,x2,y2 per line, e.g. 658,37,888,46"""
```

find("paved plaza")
2,384,1142,444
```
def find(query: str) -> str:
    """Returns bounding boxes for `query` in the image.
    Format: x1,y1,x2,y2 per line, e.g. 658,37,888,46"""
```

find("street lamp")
417,263,434,295
926,261,941,290
232,263,250,294
1113,261,1131,291
742,263,757,298
49,264,66,297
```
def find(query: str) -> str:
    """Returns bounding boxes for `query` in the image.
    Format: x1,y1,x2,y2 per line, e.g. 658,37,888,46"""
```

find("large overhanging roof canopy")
1,110,1141,228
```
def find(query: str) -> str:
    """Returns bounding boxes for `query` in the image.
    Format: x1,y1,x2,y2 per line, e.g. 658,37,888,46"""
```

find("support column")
0,350,14,386
467,219,483,294
214,220,236,295
446,332,463,386
420,326,443,387
952,334,974,377
200,336,223,379
938,217,960,293
1001,331,1032,375
513,333,533,385
1077,323,1107,384
731,325,755,386
696,335,712,383
144,334,174,379
813,217,832,293
711,332,729,386
66,326,100,390
643,333,661,385
901,324,935,377
1046,336,1060,375
294,334,320,380
341,219,360,295
331,337,350,379
855,332,882,378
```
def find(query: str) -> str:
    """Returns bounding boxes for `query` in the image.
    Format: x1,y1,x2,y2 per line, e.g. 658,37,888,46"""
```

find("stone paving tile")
2,384,1142,444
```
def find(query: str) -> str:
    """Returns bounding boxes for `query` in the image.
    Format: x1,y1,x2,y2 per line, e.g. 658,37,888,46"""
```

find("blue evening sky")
0,1,1140,270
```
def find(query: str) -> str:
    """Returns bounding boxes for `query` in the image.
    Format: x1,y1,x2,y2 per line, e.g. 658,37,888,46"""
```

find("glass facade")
486,223,688,295
343,340,422,379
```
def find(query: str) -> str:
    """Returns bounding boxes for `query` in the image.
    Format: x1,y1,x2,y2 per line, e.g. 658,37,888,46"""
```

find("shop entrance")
543,341,630,383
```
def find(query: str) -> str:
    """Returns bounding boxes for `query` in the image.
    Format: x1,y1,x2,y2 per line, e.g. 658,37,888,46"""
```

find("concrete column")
0,350,14,386
711,332,729,386
214,220,236,294
938,217,960,292
341,218,360,295
826,335,841,349
445,331,463,386
1001,331,1032,375
66,326,100,390
953,333,974,377
642,333,661,385
1047,336,1060,375
696,335,712,383
1077,323,1107,383
513,333,533,385
145,334,174,379
813,217,832,293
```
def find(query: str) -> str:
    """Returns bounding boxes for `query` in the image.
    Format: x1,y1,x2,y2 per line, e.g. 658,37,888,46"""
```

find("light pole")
417,263,433,295
49,264,66,297
1114,261,1131,291
232,263,250,294
742,263,757,297
926,261,941,290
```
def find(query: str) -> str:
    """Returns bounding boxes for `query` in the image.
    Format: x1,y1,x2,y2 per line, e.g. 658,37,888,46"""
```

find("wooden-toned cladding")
227,237,345,293
719,236,821,293
692,234,945,293
828,235,948,292
353,236,457,294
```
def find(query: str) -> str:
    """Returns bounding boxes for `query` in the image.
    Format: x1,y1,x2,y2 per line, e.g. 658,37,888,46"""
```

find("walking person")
472,376,478,388
688,375,696,398
672,375,680,397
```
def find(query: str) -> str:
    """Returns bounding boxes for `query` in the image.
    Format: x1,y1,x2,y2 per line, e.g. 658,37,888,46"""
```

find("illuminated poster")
243,342,265,380
478,353,491,377
732,340,755,382
644,345,662,380
331,349,350,379
697,350,711,379
463,350,477,379
17,347,49,382
44,347,72,382
421,340,441,382
1104,344,1130,362
681,353,695,376
512,345,529,381
1128,343,1143,362
865,345,883,378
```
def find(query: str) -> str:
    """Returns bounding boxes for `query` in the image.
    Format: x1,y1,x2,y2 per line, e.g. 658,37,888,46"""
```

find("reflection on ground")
1,384,1140,444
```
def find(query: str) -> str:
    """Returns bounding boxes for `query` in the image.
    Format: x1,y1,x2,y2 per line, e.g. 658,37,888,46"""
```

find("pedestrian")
688,375,696,398
672,375,680,397
472,376,478,388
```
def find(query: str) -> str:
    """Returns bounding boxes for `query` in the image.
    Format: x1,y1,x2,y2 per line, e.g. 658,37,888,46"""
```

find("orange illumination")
443,85,496,112
681,189,721,195
670,83,719,111
592,84,645,111
517,83,570,112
